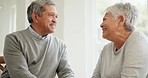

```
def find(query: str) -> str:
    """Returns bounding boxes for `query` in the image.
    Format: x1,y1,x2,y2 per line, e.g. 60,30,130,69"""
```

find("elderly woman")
92,3,148,78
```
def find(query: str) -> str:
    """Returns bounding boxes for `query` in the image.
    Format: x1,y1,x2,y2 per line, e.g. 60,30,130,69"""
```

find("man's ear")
32,12,38,23
118,15,125,26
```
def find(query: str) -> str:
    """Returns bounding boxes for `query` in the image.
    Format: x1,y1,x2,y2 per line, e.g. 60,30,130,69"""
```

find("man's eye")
48,13,58,18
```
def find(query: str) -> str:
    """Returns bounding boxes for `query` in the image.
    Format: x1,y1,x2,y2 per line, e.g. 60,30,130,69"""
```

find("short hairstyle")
27,0,55,23
105,3,139,31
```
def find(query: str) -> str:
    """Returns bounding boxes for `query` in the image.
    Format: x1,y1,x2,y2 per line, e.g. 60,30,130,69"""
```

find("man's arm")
3,34,37,78
56,44,74,78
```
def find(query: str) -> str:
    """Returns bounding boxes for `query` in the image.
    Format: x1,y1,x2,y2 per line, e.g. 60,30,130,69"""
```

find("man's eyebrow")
48,12,57,15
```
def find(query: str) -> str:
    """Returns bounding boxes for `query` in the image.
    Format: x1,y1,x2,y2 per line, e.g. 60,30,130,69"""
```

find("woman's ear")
118,15,125,26
32,12,38,23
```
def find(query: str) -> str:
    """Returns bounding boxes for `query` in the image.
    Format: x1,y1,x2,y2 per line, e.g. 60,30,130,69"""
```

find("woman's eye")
48,14,53,17
55,15,58,18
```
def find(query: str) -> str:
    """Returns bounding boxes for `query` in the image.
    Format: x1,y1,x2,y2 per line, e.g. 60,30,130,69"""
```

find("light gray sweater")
3,27,74,78
92,31,148,78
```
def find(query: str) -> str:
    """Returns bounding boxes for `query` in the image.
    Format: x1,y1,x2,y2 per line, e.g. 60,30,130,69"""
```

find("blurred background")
0,0,147,78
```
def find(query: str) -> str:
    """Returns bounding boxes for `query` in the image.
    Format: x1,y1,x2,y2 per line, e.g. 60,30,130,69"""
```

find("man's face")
36,4,58,35
100,13,119,40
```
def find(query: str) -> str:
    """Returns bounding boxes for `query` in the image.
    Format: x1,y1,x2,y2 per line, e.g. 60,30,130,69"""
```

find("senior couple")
1,0,148,78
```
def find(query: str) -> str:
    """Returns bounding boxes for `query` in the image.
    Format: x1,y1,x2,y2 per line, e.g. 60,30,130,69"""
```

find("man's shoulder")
7,29,28,37
5,29,29,41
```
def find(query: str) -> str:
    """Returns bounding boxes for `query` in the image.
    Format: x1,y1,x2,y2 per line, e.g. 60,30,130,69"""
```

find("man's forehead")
44,5,57,13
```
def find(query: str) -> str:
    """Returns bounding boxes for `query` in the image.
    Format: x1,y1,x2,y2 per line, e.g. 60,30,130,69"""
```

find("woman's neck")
114,31,131,50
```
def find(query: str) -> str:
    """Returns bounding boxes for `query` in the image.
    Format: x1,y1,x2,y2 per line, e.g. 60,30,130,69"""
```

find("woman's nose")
100,23,103,28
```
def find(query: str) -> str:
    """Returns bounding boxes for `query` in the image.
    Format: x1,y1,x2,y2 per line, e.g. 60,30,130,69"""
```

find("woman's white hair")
105,3,139,31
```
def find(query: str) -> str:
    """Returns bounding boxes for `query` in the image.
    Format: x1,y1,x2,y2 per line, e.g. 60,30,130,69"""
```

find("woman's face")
100,13,120,41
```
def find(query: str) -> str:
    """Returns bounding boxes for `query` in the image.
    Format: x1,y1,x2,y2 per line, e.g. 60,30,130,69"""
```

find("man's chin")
49,30,55,33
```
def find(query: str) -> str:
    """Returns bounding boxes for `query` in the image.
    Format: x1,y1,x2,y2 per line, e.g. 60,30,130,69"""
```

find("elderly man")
2,0,74,78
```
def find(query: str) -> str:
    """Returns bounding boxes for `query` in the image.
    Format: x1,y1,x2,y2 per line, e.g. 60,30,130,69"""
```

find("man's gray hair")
27,0,55,23
105,3,139,31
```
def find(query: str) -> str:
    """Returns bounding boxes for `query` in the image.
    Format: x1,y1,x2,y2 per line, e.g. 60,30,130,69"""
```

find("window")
0,4,3,55
0,1,17,54
9,5,16,33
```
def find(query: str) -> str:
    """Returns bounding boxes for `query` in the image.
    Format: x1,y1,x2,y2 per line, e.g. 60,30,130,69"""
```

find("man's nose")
52,16,57,23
